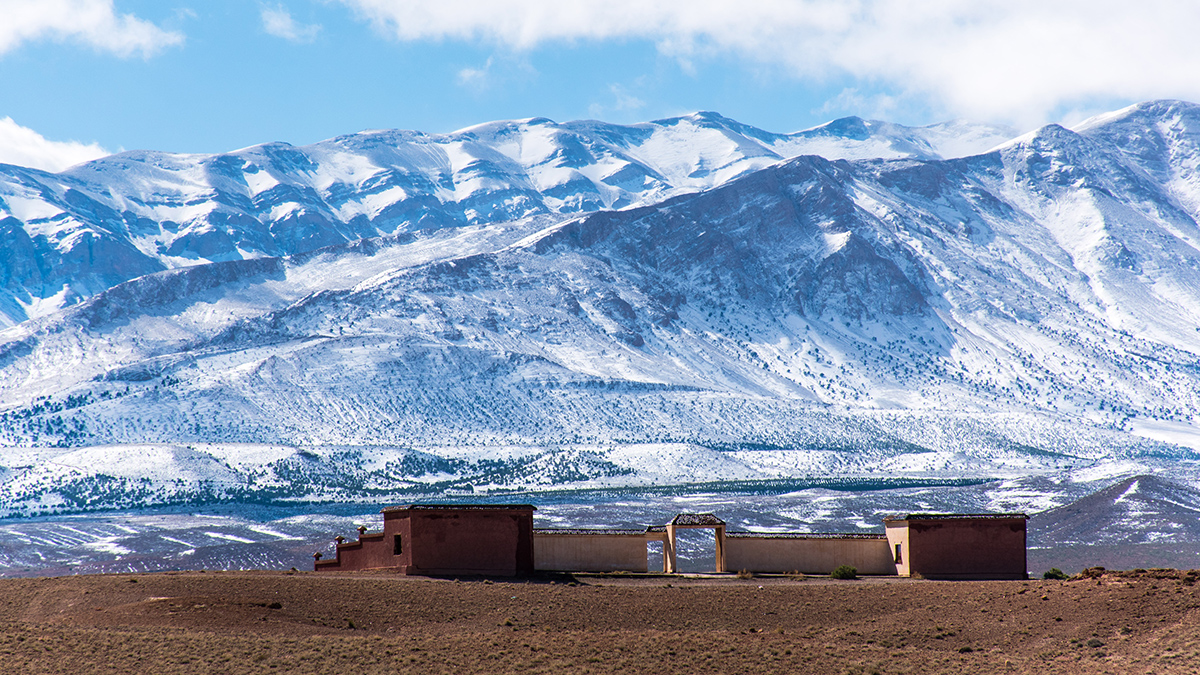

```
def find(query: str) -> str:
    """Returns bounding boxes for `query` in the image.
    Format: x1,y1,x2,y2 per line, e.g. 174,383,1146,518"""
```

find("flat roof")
381,504,536,513
534,528,649,536
726,532,886,540
884,513,1027,521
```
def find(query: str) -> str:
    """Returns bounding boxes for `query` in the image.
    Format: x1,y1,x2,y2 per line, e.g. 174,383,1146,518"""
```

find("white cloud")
0,117,110,172
588,84,646,120
261,4,321,43
333,0,1200,126
608,84,645,113
456,56,493,88
819,88,899,122
0,0,183,57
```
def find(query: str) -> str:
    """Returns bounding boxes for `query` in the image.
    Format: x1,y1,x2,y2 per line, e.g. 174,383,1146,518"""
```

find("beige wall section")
885,522,911,577
534,534,649,572
724,536,896,575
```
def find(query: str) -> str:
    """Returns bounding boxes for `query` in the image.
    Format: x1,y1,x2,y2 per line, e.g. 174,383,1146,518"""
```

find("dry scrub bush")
830,565,857,580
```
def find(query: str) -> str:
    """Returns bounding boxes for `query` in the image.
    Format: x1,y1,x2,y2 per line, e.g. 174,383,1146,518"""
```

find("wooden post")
665,523,677,574
715,524,726,573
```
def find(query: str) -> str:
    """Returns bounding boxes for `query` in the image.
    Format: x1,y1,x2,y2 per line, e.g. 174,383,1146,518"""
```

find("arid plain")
0,568,1197,674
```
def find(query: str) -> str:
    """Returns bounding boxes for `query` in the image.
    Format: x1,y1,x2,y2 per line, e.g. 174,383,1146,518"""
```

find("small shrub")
736,569,754,580
831,565,858,580
1043,568,1069,580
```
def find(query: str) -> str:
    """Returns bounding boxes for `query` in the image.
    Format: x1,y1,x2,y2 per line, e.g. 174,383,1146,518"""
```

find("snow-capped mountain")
5,101,1200,517
0,113,1014,327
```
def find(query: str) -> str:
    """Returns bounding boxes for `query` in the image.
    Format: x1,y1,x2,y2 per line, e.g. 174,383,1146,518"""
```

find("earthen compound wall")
724,536,896,575
886,516,1027,580
913,518,1026,580
534,533,650,572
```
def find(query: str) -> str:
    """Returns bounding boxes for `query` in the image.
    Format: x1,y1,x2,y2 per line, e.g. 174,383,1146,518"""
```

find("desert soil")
0,568,1197,674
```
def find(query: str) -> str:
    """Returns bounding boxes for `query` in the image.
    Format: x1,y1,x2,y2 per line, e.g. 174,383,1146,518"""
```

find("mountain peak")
651,110,745,130
804,116,871,140
994,122,1083,154
1073,99,1200,134
685,110,731,122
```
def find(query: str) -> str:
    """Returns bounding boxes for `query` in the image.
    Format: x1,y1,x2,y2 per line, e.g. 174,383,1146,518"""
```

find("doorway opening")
646,539,664,572
673,528,718,573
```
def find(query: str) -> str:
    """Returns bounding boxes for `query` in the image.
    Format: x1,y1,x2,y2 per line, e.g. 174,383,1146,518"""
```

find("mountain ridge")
0,112,1016,326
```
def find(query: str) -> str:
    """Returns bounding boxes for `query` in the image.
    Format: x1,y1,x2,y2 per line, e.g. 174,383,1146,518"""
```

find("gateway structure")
315,505,1027,579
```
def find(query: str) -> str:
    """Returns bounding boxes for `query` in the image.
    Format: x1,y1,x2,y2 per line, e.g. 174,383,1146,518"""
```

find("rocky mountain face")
1030,474,1200,546
0,113,1014,327
1026,473,1200,572
2,101,1200,516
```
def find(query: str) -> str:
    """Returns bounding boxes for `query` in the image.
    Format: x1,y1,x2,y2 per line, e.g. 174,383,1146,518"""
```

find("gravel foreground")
0,569,1198,674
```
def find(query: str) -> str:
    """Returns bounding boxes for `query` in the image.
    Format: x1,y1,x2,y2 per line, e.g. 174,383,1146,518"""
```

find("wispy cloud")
261,4,321,43
588,84,646,120
0,0,183,58
332,0,1200,126
608,84,645,113
818,88,899,123
456,56,494,88
0,117,110,172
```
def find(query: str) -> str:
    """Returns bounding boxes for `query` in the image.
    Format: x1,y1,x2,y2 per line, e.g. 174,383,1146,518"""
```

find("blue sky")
2,1,1199,169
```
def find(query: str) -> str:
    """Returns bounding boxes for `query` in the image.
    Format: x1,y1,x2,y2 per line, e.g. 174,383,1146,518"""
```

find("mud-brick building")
885,513,1028,580
314,504,536,576
314,506,1028,580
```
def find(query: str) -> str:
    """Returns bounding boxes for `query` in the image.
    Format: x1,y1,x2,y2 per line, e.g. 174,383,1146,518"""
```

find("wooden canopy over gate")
663,513,726,574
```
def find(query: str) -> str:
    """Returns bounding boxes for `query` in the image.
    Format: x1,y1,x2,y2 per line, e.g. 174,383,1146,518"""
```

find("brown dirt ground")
0,568,1198,674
